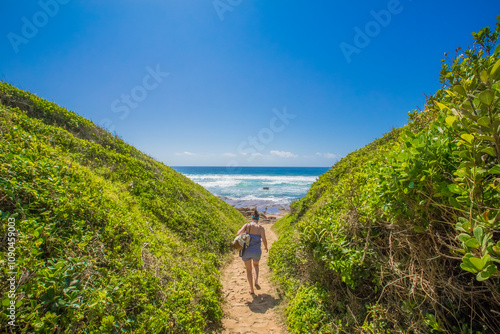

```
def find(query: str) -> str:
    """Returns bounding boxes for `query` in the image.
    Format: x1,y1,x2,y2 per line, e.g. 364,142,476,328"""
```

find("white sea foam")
226,195,295,203
180,169,324,208
185,174,318,186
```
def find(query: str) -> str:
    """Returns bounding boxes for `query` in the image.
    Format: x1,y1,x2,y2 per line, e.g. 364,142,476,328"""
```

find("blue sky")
1,1,499,167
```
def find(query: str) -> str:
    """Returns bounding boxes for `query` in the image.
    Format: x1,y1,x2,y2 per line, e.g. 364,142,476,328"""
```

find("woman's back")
245,223,262,253
246,223,263,236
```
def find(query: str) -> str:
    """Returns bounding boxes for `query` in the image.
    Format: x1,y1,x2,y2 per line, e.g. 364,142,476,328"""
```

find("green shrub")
0,83,247,332
270,20,500,333
286,284,334,334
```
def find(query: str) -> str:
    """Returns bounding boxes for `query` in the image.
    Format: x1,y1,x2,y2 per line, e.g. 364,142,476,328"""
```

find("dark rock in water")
221,196,290,214
236,207,255,219
263,187,269,190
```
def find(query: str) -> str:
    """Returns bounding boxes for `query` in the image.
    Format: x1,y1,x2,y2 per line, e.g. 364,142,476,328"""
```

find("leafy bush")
0,83,247,332
270,20,500,333
286,284,334,334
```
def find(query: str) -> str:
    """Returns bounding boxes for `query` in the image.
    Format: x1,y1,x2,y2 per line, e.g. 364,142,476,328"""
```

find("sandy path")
220,214,287,334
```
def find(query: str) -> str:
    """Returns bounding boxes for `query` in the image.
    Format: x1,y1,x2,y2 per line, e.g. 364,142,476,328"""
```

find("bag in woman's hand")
231,232,250,251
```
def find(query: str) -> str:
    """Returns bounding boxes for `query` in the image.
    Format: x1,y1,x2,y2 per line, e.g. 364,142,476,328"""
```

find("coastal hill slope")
269,23,500,333
0,82,247,332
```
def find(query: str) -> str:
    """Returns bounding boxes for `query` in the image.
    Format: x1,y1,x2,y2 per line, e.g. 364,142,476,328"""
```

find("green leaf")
482,253,491,263
458,217,469,224
55,262,65,270
482,233,491,252
468,256,486,271
477,264,497,281
465,238,480,248
488,165,500,174
481,147,496,157
478,135,495,142
473,226,483,240
480,70,489,83
409,182,414,189
458,233,471,242
453,85,467,96
495,43,500,56
461,261,479,273
478,90,494,106
477,116,490,127
460,133,474,144
477,271,489,281
490,58,500,80
436,102,449,111
445,116,457,127
450,196,460,208
2,298,10,307
448,184,464,194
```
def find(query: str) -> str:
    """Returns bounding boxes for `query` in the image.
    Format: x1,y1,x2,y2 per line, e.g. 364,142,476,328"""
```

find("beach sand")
219,207,288,334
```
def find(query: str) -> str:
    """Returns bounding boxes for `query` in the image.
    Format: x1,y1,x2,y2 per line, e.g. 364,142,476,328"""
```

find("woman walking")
237,209,268,294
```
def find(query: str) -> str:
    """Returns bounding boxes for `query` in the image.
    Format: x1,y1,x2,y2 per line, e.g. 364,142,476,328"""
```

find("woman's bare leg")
253,260,260,288
244,260,254,293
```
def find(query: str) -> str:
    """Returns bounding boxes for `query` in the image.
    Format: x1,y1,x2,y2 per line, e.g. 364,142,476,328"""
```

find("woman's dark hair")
253,208,259,218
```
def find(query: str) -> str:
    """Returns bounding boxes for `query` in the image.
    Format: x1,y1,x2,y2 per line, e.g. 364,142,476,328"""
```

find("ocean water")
172,166,330,212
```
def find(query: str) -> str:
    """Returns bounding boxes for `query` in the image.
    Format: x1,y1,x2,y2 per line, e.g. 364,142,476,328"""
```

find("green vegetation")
269,22,500,333
0,82,247,333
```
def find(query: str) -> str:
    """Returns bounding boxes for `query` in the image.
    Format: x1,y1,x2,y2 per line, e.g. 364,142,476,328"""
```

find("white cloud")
176,151,196,156
315,152,337,159
270,150,298,158
324,153,337,159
